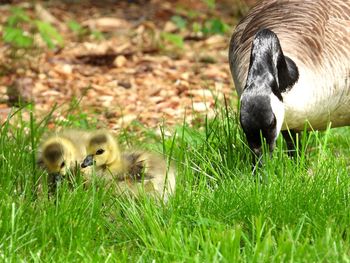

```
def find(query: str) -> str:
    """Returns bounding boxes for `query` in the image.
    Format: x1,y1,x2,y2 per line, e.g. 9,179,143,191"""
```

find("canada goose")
81,130,175,200
229,0,350,164
37,129,91,188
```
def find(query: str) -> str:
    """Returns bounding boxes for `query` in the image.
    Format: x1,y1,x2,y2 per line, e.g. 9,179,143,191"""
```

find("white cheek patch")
270,93,285,138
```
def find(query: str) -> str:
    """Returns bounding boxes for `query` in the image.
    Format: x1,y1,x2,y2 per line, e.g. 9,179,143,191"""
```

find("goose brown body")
229,0,350,131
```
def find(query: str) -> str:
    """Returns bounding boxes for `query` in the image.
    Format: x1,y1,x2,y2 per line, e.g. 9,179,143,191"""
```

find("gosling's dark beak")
81,155,94,168
48,172,63,191
50,172,63,184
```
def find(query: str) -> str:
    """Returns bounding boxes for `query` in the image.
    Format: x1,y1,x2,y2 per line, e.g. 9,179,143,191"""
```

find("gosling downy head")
82,131,121,169
38,129,91,189
39,136,79,186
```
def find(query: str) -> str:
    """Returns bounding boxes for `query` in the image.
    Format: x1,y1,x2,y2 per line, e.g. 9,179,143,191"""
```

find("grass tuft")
1,105,350,262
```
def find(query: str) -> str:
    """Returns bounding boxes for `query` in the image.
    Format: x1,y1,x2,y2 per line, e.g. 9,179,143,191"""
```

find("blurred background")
0,0,259,131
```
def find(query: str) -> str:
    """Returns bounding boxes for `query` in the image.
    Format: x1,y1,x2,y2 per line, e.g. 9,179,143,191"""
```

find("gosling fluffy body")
82,130,175,199
120,150,176,198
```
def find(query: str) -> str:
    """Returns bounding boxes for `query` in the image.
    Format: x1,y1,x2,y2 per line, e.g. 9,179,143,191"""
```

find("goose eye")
60,161,65,168
269,116,276,129
96,149,105,155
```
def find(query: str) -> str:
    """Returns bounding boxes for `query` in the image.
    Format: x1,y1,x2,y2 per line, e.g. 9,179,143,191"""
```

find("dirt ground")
0,0,258,132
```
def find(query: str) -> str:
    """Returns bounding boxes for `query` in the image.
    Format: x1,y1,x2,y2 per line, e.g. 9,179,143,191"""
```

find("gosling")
81,130,175,200
37,129,91,189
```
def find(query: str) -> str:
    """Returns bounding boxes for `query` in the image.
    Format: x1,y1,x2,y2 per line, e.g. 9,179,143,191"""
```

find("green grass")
1,105,350,262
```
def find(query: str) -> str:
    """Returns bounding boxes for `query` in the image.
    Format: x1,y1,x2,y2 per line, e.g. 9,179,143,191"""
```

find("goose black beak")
251,147,263,169
81,155,94,168
252,147,262,158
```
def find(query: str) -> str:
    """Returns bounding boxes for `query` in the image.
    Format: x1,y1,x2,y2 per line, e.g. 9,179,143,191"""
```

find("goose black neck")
245,28,299,100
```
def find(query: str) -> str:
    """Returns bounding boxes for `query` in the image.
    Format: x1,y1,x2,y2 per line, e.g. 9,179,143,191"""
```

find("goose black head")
241,94,277,149
240,28,299,165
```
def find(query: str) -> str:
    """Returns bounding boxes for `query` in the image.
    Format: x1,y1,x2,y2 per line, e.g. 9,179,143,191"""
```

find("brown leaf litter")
0,0,257,134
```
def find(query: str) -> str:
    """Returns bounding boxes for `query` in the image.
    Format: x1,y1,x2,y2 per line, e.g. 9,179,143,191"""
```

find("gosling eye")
96,149,105,155
60,161,65,168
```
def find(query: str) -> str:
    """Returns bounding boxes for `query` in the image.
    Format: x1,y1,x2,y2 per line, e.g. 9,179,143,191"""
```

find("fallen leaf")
113,55,127,68
82,17,131,32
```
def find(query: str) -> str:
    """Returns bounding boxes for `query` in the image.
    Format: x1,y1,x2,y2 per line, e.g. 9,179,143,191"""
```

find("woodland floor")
0,0,257,133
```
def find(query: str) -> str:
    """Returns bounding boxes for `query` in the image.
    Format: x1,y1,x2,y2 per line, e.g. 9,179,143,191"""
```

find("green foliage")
202,18,230,35
35,21,64,49
3,27,34,48
160,3,230,51
161,32,184,48
54,96,98,129
90,30,104,40
171,15,187,30
169,14,229,36
3,7,63,49
192,22,202,33
203,0,216,9
68,20,104,41
6,7,31,26
67,20,82,33
3,7,33,48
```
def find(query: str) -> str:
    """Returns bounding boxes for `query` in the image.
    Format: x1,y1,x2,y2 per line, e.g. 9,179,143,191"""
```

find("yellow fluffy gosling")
37,129,91,189
81,130,175,200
